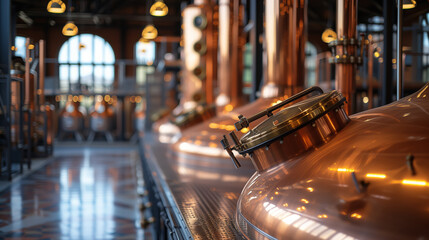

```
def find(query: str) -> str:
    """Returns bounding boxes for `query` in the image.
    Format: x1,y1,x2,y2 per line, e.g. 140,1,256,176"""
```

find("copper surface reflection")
235,83,429,239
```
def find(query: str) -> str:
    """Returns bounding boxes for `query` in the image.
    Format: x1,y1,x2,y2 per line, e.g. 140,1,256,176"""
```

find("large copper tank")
90,95,113,132
232,84,429,239
60,96,84,132
172,0,307,158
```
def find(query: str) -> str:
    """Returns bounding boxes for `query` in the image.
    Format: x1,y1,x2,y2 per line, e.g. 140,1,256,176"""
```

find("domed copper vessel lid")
221,87,350,171
239,90,345,153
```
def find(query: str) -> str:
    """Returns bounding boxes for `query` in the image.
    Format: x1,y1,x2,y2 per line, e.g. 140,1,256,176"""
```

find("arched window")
58,34,115,92
135,40,156,86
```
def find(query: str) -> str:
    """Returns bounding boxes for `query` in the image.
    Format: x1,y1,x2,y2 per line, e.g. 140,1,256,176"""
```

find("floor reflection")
0,146,148,240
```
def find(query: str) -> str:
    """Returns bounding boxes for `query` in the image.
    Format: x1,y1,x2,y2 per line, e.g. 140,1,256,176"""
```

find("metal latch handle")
234,86,324,131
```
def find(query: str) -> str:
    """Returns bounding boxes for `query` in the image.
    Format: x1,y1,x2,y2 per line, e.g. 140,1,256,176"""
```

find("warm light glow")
11,46,17,51
363,97,369,104
307,187,314,192
72,96,79,102
104,95,111,102
150,0,168,17
142,25,158,40
329,167,355,173
350,213,362,219
366,173,386,179
62,21,78,36
321,28,337,43
403,0,416,9
209,123,219,129
240,128,249,134
47,0,66,13
317,214,328,219
374,51,380,58
402,179,427,186
225,125,235,131
297,206,306,212
271,100,283,107
300,199,309,204
224,104,234,112
28,44,35,50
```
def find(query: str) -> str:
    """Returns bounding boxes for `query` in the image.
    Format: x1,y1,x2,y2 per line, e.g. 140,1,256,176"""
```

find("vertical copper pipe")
368,42,373,109
39,39,45,106
204,1,216,105
24,38,31,108
335,0,357,114
292,0,307,94
216,0,231,107
262,0,306,98
230,0,242,106
261,0,289,98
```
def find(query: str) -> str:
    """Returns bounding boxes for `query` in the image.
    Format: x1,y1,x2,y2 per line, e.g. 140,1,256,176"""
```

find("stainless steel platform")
141,133,255,239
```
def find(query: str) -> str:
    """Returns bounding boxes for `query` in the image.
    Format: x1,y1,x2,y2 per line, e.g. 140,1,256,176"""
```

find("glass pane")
70,65,79,91
136,41,156,64
104,66,115,90
104,42,115,64
58,42,69,63
80,65,93,91
93,38,104,64
94,66,104,92
79,34,93,64
68,36,79,63
59,65,69,91
14,36,27,59
136,66,145,85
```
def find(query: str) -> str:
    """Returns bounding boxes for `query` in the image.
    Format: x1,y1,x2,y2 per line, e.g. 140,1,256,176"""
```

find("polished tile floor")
0,146,149,239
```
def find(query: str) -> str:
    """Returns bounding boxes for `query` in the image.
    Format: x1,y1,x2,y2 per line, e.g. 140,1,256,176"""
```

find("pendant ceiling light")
321,28,337,43
150,0,168,17
62,21,78,36
142,25,158,40
47,0,66,13
403,0,416,9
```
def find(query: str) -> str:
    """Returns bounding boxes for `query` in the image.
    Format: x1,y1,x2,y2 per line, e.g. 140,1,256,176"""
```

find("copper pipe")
262,0,289,98
230,0,242,106
292,0,307,94
262,0,306,98
24,38,31,108
368,42,373,109
335,0,357,114
204,1,216,105
216,0,231,107
39,39,45,106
